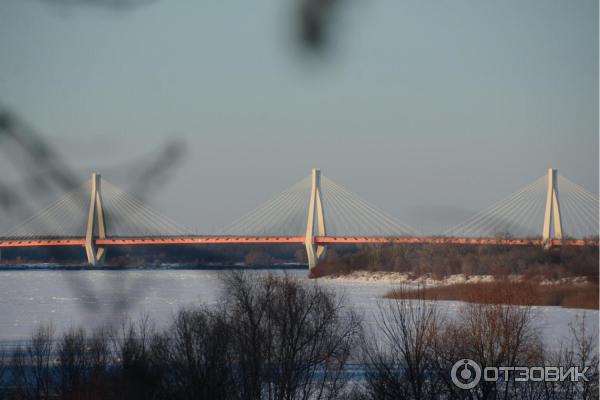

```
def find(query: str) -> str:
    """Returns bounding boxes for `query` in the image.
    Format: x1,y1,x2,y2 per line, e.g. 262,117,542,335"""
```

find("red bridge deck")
0,236,597,248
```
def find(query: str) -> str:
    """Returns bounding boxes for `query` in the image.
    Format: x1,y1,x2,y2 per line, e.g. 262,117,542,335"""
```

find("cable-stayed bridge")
0,168,597,270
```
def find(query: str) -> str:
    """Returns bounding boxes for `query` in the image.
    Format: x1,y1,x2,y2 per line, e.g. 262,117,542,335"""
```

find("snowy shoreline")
317,271,592,287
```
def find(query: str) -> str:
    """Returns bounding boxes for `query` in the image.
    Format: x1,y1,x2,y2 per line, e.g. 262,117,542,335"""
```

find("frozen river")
0,269,597,351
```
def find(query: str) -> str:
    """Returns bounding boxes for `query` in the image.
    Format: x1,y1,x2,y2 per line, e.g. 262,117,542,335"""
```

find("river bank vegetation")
0,273,597,400
2,243,598,284
311,243,599,281
385,280,599,310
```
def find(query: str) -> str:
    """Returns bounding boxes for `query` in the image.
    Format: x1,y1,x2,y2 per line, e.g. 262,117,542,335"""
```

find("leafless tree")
110,316,162,400
435,300,544,399
152,307,234,400
361,285,444,400
10,323,56,400
56,327,88,400
87,327,113,399
221,271,362,400
543,314,599,400
0,347,6,392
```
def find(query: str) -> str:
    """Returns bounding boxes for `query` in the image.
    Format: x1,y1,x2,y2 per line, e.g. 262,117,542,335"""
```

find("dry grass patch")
385,280,599,310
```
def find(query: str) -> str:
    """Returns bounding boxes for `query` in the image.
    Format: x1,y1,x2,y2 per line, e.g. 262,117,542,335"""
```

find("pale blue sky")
0,0,597,233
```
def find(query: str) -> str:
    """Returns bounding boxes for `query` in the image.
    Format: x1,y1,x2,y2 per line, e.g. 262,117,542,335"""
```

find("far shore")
319,271,599,310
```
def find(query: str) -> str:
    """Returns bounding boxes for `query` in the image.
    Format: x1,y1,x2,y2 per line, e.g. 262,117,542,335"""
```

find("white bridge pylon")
444,168,598,241
85,173,106,266
305,169,327,270
542,168,562,245
1,172,191,248
220,168,417,270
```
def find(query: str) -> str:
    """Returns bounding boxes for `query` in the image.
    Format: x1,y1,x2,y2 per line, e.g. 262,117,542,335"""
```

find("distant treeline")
2,243,598,282
0,273,597,400
313,244,599,281
0,244,308,267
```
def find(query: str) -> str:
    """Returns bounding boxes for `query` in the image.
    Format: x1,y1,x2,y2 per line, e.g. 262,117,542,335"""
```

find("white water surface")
0,269,596,351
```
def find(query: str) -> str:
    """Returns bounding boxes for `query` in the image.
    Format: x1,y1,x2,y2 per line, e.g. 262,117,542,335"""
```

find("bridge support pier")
85,172,107,266
305,168,327,272
542,168,563,248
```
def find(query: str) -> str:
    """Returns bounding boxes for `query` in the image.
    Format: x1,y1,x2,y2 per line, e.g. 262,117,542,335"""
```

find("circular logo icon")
451,359,481,389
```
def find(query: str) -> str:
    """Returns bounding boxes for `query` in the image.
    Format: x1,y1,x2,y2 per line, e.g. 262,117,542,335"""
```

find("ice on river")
0,269,596,351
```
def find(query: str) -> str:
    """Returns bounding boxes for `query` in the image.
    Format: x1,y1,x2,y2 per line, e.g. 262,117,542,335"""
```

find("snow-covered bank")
317,271,593,287
318,271,493,285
